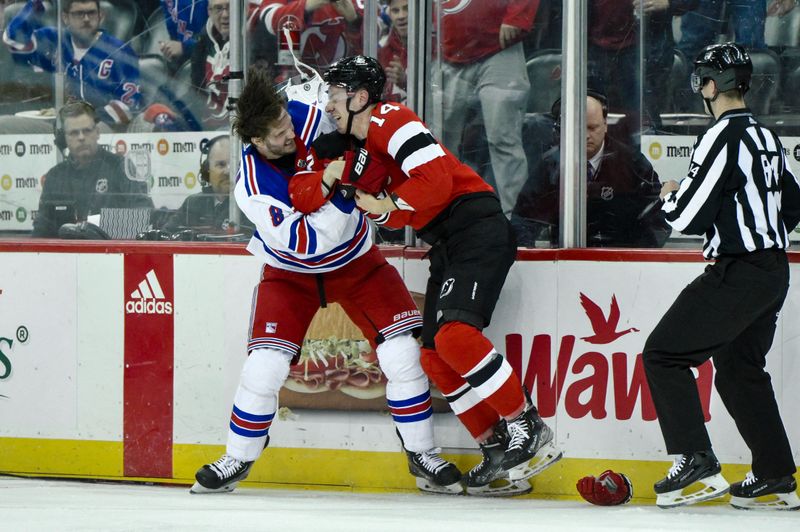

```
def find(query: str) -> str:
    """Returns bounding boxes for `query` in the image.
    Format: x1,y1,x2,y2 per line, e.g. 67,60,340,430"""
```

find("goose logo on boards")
125,269,173,314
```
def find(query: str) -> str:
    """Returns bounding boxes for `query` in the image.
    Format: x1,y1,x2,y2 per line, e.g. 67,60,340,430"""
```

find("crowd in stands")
1,0,800,245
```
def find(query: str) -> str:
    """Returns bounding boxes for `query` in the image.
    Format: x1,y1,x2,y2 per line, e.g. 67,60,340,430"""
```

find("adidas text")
125,299,173,314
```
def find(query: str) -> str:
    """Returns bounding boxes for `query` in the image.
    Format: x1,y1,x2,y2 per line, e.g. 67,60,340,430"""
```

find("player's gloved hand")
340,148,389,199
576,470,632,506
310,131,351,160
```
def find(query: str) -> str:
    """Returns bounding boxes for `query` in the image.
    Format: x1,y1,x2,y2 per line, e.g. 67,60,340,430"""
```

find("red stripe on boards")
123,254,174,478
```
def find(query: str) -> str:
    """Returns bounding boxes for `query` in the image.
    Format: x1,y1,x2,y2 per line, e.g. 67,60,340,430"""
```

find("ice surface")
0,476,798,532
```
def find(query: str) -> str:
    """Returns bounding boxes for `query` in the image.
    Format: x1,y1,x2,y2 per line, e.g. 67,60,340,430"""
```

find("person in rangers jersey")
3,0,142,128
191,66,461,495
643,42,800,510
323,55,563,497
157,0,209,68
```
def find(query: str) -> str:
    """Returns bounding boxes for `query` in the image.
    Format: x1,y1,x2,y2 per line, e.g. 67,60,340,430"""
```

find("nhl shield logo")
95,178,109,194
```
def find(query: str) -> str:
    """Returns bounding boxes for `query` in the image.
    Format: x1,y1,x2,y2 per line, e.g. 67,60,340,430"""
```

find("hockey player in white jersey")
190,67,461,495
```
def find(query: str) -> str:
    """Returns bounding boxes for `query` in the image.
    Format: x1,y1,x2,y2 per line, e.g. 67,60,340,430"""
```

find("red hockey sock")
434,322,525,419
420,347,499,440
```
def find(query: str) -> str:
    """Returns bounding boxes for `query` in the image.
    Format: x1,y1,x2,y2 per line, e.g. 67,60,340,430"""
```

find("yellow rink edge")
0,437,762,504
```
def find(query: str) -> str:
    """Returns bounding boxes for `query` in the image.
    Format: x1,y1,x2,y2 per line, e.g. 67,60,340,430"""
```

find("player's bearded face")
256,109,296,159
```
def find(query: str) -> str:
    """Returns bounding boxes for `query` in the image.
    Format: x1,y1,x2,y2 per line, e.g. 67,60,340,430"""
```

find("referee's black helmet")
324,55,386,103
691,42,753,95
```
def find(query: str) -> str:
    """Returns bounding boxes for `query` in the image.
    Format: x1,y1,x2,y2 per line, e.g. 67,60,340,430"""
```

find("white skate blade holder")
730,490,800,511
507,441,563,482
656,473,729,508
466,477,532,497
415,477,464,495
189,481,239,494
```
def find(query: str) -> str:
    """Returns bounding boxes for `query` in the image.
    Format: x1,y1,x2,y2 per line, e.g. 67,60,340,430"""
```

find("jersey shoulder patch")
288,100,323,148
239,144,292,205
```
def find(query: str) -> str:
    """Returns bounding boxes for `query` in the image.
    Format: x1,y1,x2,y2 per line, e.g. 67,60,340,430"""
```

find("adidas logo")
125,269,173,315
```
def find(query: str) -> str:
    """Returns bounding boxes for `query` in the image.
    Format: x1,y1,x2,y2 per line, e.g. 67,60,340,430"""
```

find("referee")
643,42,800,510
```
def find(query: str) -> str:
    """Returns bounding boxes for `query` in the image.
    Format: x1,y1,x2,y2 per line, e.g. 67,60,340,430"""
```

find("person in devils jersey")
323,55,563,496
190,66,461,496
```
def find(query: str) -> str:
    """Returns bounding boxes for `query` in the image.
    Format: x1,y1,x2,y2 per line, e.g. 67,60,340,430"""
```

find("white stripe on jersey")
387,121,428,157
387,121,446,175
670,147,728,232
260,4,281,34
738,136,773,249
400,144,446,176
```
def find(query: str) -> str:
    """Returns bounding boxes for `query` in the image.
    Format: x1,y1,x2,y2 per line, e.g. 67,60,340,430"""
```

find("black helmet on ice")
324,55,386,103
691,42,752,95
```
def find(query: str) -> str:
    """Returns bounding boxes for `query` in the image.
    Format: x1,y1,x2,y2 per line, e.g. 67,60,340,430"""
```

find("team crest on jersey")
296,159,306,169
95,178,108,193
440,278,455,298
265,322,278,333
600,186,614,201
98,59,114,79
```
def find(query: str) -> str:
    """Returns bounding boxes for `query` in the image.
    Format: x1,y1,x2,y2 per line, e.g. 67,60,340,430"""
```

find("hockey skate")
464,425,532,497
501,402,562,482
654,451,729,508
190,454,255,494
406,448,464,495
729,472,800,510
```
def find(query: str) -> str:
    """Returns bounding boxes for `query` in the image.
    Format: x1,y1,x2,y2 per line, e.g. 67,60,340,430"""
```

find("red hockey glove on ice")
339,148,390,198
576,470,632,506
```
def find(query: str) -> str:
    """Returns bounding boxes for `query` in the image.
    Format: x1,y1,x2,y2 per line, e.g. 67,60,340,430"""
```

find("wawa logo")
505,292,713,422
125,269,173,315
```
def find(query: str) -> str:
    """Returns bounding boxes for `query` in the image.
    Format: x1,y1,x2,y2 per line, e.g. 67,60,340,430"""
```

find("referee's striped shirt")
662,108,800,258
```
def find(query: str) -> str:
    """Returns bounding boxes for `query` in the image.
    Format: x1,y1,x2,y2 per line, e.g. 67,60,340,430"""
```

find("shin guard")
434,322,525,419
226,348,291,461
420,347,499,440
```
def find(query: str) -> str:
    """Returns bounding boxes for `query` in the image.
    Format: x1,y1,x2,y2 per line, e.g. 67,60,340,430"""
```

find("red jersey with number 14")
364,102,494,230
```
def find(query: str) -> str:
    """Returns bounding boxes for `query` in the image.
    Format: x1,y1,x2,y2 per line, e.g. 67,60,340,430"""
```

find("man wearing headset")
32,101,151,238
161,135,253,236
511,90,669,248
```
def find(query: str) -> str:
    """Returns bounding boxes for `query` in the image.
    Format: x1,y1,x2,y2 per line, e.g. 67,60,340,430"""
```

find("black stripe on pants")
642,249,796,479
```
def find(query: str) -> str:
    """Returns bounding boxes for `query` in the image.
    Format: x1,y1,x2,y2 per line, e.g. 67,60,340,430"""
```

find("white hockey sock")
226,348,291,461
379,334,435,453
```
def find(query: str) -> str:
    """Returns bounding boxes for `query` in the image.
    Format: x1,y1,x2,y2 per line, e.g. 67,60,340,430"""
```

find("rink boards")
0,243,798,499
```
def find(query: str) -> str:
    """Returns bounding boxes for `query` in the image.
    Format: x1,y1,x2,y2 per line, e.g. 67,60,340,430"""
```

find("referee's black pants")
643,249,796,479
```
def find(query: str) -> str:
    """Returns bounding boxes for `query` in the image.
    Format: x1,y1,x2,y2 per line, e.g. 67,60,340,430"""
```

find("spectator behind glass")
768,0,797,17
190,0,230,129
158,0,209,68
32,101,152,238
588,1,639,129
438,0,538,217
378,0,408,103
2,0,142,130
511,93,670,248
253,0,363,73
678,1,767,63
161,135,253,235
634,0,699,130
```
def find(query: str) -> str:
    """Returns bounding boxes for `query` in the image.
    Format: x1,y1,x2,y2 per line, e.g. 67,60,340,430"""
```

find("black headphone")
199,134,230,188
54,100,98,153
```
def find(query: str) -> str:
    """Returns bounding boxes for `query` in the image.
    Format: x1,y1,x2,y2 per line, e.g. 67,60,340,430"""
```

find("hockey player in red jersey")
190,66,461,495
323,55,563,496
